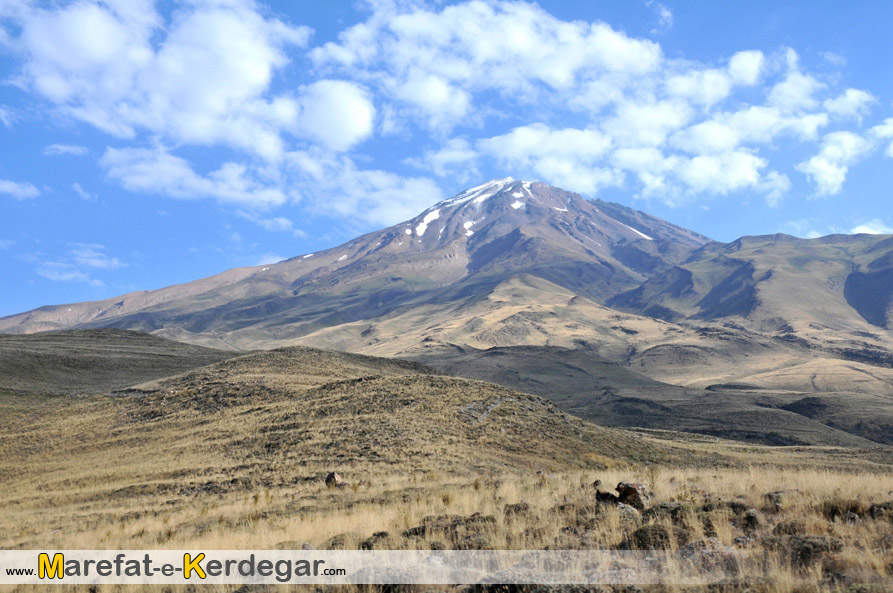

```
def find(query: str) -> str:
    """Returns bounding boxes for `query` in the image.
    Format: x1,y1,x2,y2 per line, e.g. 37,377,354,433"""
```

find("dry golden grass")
2,346,892,592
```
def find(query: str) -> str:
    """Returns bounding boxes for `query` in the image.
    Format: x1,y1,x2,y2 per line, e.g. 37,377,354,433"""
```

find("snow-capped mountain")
0,179,712,347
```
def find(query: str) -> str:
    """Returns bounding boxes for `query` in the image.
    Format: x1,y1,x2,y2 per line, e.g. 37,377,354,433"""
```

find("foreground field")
1,334,892,592
2,460,892,592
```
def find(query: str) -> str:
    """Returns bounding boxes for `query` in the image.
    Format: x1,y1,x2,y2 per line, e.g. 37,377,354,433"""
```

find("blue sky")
2,0,893,317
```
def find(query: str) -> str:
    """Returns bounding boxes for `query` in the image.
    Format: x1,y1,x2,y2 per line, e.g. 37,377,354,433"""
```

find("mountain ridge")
0,178,713,344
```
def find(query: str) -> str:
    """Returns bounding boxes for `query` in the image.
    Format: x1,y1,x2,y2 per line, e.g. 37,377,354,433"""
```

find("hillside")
609,233,893,356
0,329,235,396
2,340,891,569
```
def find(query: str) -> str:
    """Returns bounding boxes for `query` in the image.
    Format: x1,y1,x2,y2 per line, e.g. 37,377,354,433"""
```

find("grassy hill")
0,329,236,395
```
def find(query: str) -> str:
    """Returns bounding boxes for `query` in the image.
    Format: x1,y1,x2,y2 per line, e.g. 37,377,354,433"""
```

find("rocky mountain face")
0,179,712,347
608,233,893,357
3,179,893,446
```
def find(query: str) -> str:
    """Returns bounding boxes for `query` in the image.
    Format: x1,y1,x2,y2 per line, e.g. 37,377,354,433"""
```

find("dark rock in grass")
642,501,691,524
679,537,739,572
702,499,750,515
361,531,395,550
503,502,530,519
273,540,314,550
616,482,650,511
868,501,893,522
742,508,762,533
402,513,495,543
773,520,806,536
762,489,800,512
615,502,641,523
324,532,360,550
819,498,868,521
456,535,492,550
622,524,691,550
764,535,843,567
324,472,345,488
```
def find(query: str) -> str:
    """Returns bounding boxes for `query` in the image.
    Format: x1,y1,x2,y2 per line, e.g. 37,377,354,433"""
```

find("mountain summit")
0,179,711,345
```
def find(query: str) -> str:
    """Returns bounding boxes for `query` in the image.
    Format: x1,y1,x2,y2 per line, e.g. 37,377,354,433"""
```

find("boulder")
615,502,641,523
818,498,868,521
623,524,691,550
742,508,761,533
868,501,893,522
765,535,843,567
503,503,531,519
679,538,739,572
361,531,395,550
773,520,806,536
325,472,345,488
762,489,800,512
324,532,360,550
643,501,690,524
616,482,650,511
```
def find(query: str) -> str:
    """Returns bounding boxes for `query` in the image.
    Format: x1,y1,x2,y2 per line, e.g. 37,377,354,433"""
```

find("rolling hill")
0,329,235,396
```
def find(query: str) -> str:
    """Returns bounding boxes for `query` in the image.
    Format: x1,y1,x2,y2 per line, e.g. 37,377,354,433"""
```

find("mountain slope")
0,329,236,396
0,179,711,349
608,233,893,356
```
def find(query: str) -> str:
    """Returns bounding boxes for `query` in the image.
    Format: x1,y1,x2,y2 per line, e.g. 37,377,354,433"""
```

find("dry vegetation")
1,343,892,592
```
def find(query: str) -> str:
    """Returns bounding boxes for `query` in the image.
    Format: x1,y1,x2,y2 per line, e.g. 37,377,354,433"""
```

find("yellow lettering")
38,553,64,580
183,553,206,579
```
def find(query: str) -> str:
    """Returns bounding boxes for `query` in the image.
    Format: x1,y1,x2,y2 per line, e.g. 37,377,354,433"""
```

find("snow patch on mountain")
416,209,441,237
440,178,514,207
621,223,653,240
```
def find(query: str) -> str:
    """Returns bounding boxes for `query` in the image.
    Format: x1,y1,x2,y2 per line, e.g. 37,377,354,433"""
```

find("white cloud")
0,239,14,250
312,0,661,128
285,149,443,225
796,131,874,196
6,0,313,160
71,182,95,200
0,107,13,127
781,219,823,239
0,178,40,199
100,146,288,208
479,124,619,193
604,100,692,147
665,68,733,106
44,143,89,155
821,52,846,66
3,0,888,221
871,118,893,157
295,80,375,151
254,253,286,266
768,51,825,111
237,211,294,232
37,262,95,284
850,219,893,235
676,151,766,195
35,243,122,285
824,88,875,119
407,137,479,178
760,171,792,208
727,50,764,85
647,1,673,32
70,243,123,269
